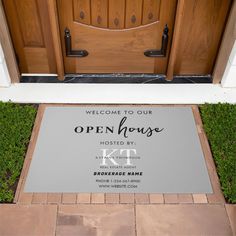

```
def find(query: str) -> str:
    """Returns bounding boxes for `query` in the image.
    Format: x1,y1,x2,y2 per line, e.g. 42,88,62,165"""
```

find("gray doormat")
24,106,213,193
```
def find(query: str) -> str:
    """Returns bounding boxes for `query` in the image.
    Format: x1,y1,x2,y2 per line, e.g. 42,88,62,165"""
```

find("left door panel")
3,0,57,73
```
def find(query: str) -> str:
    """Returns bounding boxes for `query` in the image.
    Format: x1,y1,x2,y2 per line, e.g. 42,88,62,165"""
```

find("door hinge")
144,24,169,57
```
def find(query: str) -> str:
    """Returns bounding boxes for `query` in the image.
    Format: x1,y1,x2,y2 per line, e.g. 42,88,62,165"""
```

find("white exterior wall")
0,43,11,87
221,40,236,87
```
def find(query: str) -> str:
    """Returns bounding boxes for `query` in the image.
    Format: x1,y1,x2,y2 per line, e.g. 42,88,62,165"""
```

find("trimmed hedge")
200,103,236,203
0,102,36,202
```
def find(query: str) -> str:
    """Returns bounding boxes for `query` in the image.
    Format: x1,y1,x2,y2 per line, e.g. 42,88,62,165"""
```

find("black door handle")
144,25,169,57
64,28,88,57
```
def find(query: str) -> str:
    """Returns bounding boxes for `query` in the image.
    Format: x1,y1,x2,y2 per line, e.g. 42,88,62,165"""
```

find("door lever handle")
144,25,169,57
64,28,88,57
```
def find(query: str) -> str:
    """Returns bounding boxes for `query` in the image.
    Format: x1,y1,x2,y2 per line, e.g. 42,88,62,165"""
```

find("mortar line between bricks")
134,204,137,236
55,204,59,236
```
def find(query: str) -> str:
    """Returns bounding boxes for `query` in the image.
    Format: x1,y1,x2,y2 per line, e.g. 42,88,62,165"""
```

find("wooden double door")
57,0,177,73
2,0,232,78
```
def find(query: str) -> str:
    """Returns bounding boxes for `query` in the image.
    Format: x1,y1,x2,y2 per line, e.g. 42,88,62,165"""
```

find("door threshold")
20,74,212,84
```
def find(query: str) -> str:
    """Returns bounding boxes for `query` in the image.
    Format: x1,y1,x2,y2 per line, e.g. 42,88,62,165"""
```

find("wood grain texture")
2,0,57,73
91,0,108,28
57,0,76,73
166,0,185,81
142,0,161,25
72,22,158,73
213,0,236,83
70,0,165,29
108,0,125,29
37,0,57,73
174,0,232,75
2,0,27,72
73,0,91,25
125,0,143,29
58,0,176,73
0,0,20,83
2,0,232,76
47,0,65,80
24,47,50,73
14,0,44,47
153,0,177,73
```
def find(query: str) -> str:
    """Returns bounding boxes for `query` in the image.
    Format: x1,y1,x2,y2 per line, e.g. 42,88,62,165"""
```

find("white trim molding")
221,40,236,88
0,43,11,87
0,83,235,104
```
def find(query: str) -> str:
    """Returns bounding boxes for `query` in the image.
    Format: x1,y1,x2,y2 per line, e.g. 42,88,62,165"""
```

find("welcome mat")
24,106,212,193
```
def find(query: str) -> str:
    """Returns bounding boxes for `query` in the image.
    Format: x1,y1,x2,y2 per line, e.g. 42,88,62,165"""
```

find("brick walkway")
0,105,235,235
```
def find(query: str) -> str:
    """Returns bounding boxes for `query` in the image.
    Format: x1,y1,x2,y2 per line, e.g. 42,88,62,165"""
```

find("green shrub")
200,103,236,203
0,102,36,202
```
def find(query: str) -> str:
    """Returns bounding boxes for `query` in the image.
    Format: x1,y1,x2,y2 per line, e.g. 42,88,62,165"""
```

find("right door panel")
174,0,232,75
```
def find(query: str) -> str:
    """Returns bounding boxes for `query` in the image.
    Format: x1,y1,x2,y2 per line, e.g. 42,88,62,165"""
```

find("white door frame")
0,0,20,87
0,43,11,87
212,0,236,87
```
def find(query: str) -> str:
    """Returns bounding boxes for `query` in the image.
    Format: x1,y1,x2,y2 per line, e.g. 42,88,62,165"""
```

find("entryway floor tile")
136,204,233,236
0,204,57,236
57,204,135,236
